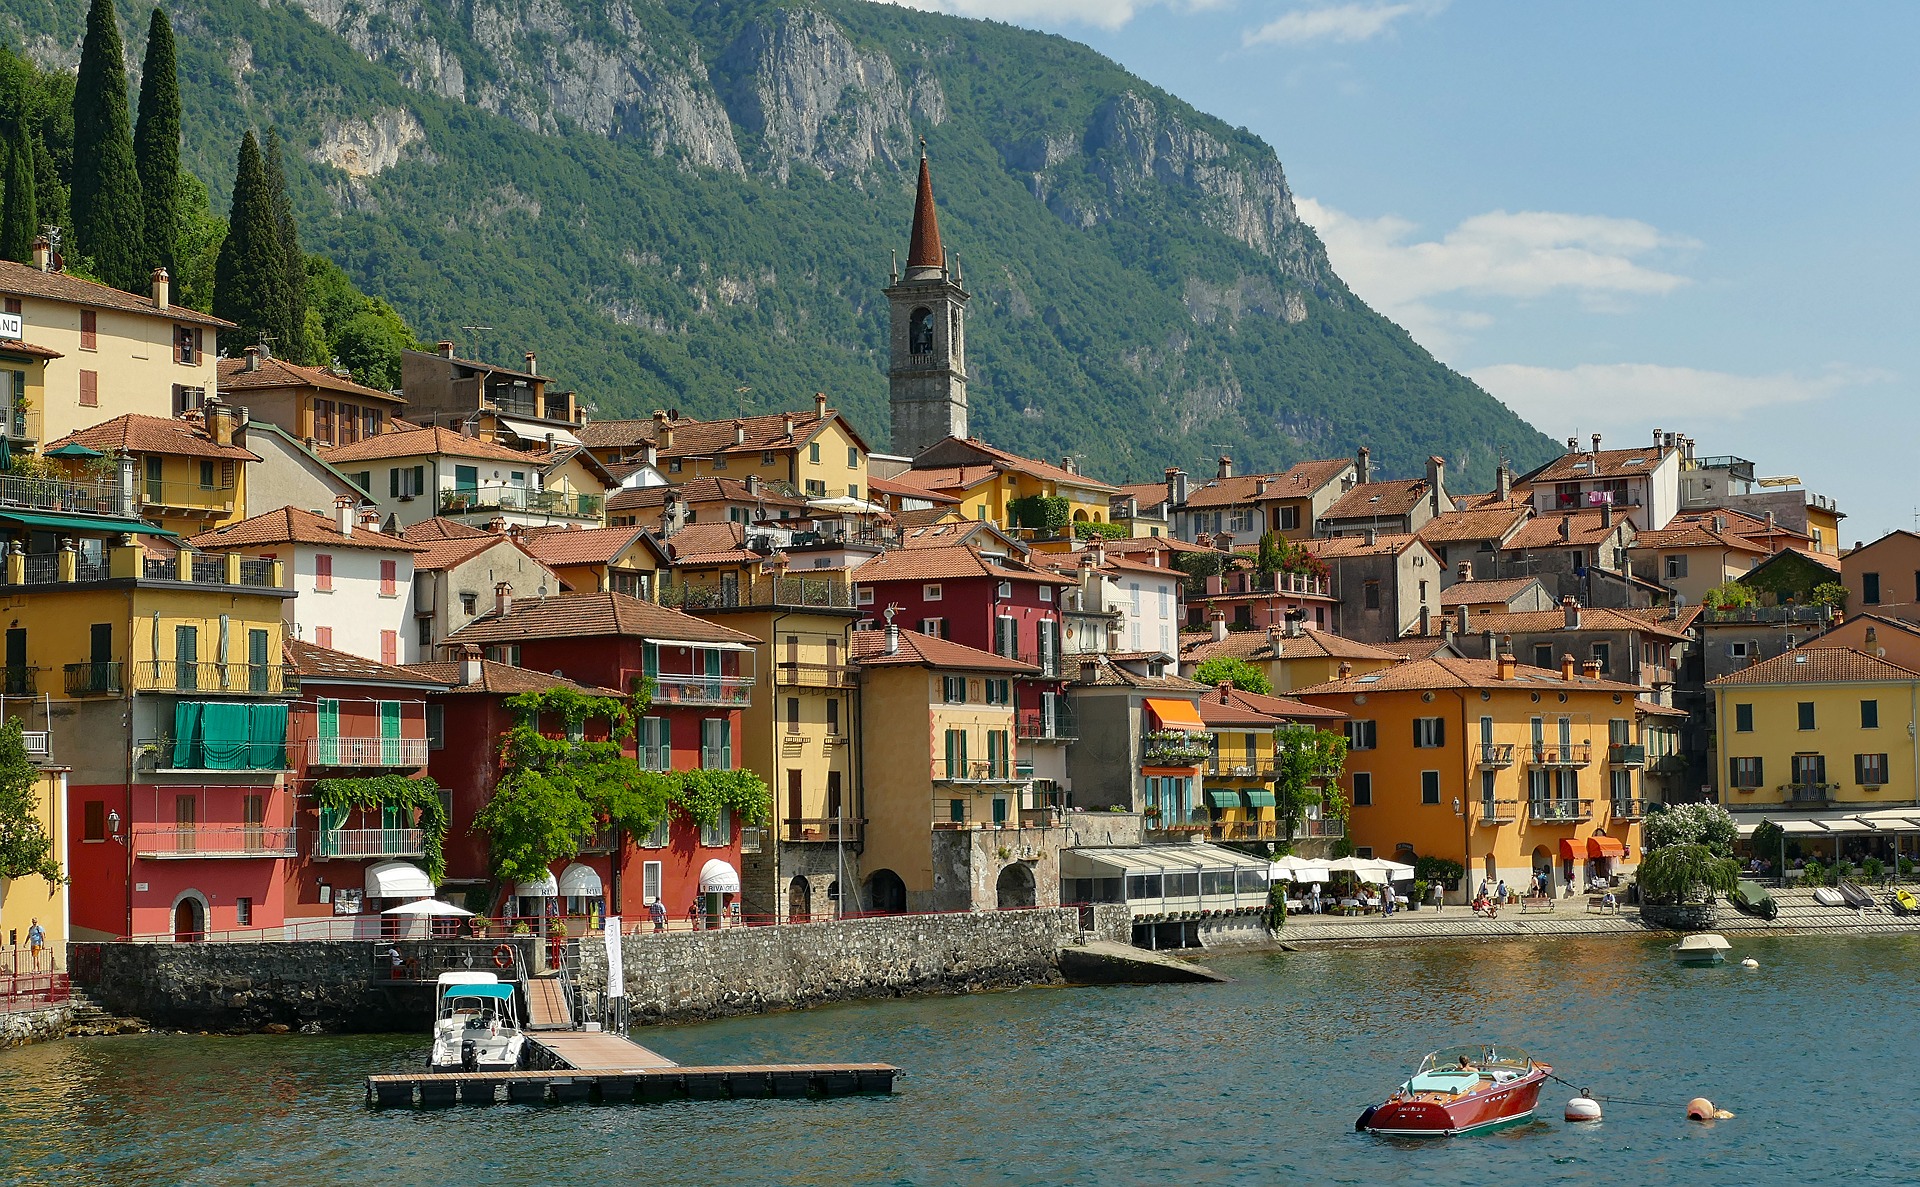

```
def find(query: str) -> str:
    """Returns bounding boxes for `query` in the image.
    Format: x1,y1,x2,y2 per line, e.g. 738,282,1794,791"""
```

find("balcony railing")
133,825,297,859
141,736,290,773
1478,743,1515,768
1299,816,1346,838
1142,730,1211,766
775,663,858,688
132,661,289,694
64,661,124,696
1529,743,1592,767
1648,754,1687,774
1608,744,1647,767
1203,570,1332,598
932,760,1023,784
1017,708,1078,742
0,472,127,516
18,730,50,761
1781,782,1838,804
1207,819,1281,841
1529,798,1594,823
650,673,754,707
1476,798,1521,824
662,576,856,611
313,827,425,858
137,550,282,588
2,666,36,696
1700,606,1830,625
1611,799,1648,821
307,736,430,768
140,480,238,514
783,817,864,843
438,487,602,519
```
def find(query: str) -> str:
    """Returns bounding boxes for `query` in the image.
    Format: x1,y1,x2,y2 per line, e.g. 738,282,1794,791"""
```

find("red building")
440,590,762,925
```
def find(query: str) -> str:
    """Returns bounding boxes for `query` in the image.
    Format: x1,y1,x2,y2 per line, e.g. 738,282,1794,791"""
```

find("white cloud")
1468,362,1885,435
881,0,1226,32
1244,1,1439,46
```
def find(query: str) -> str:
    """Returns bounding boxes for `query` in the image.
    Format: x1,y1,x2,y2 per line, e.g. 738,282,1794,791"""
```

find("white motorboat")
1671,933,1731,966
428,972,527,1072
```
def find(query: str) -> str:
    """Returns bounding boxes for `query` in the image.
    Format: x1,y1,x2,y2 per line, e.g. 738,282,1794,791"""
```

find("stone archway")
787,876,812,924
865,869,907,914
996,863,1036,910
172,891,208,943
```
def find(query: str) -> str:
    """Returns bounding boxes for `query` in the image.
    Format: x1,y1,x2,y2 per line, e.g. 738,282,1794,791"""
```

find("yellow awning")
1145,698,1204,732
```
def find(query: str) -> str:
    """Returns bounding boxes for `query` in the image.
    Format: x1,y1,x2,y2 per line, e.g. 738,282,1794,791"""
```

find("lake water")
3,933,1917,1186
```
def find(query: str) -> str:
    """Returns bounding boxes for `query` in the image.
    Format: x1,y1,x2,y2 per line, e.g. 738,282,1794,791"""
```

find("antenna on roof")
460,325,493,363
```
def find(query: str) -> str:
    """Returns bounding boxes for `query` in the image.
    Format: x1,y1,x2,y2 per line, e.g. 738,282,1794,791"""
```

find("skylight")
1356,674,1383,683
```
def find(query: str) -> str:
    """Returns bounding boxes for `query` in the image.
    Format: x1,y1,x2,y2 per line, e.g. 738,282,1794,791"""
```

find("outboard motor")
461,1038,479,1072
1355,1105,1377,1132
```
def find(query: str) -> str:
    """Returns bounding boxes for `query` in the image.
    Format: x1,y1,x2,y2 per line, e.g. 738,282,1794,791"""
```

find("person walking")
648,897,667,934
27,918,46,971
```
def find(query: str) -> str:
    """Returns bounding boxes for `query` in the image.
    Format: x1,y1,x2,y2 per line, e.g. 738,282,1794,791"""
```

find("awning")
498,417,583,449
440,982,514,1001
0,508,178,537
1821,818,1875,835
1244,789,1277,807
557,863,603,897
1587,836,1627,859
646,637,755,653
699,859,741,894
1145,697,1204,732
513,872,559,898
1205,789,1242,809
365,860,434,899
1558,838,1582,861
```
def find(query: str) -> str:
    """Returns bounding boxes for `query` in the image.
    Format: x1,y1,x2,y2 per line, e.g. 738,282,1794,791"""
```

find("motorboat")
1671,933,1731,965
428,972,527,1072
1811,886,1845,907
1894,887,1919,916
1356,1043,1550,1136
1837,880,1876,909
1730,880,1778,921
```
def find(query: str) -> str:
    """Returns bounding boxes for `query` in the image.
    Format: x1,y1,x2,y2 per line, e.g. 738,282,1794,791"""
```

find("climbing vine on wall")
313,773,448,882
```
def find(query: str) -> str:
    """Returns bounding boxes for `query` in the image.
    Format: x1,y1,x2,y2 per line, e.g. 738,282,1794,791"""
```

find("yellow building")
216,347,406,446
578,396,874,503
2,255,232,449
1181,624,1404,693
1193,682,1347,842
0,751,67,975
43,406,258,535
521,525,666,599
1296,653,1660,901
887,438,1119,538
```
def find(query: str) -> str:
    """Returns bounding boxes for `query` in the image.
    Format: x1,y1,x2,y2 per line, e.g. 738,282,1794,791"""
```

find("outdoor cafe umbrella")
1269,855,1331,883
44,441,105,459
381,899,474,917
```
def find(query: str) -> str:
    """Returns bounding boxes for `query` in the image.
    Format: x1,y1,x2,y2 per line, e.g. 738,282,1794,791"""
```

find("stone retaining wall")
0,1004,72,1049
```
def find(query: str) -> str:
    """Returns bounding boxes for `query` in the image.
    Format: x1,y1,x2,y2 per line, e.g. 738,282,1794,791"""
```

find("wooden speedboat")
1730,880,1778,920
1357,1044,1550,1136
428,972,527,1072
1671,933,1731,965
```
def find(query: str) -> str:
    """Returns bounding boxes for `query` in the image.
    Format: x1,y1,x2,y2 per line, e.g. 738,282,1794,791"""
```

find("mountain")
2,0,1556,486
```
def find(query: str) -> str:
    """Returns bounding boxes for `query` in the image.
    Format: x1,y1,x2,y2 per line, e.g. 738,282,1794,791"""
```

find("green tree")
1194,656,1271,695
262,128,313,361
1635,843,1738,905
1255,531,1282,575
172,171,225,312
0,719,63,886
1273,725,1346,841
1,112,35,263
71,0,148,292
212,130,289,353
1702,582,1757,612
1810,582,1848,610
1642,800,1737,858
132,6,180,278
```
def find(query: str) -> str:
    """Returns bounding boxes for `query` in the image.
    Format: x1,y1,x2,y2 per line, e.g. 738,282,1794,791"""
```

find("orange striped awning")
1588,835,1627,859
1144,697,1204,732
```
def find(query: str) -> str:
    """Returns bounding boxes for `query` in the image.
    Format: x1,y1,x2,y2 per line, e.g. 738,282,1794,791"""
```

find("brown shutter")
79,369,98,406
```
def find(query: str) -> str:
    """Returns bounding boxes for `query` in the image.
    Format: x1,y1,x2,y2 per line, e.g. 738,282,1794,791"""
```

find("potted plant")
511,921,532,936
1410,879,1428,911
469,915,493,938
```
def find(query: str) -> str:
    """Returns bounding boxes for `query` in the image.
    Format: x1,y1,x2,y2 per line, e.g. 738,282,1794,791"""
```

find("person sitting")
1457,1055,1478,1072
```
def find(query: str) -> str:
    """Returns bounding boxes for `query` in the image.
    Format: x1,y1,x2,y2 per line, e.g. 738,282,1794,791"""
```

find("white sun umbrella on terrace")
381,899,475,917
1269,855,1331,883
807,496,887,515
1372,859,1417,884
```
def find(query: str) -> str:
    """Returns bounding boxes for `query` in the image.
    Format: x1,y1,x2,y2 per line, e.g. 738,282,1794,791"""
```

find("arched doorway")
1531,845,1553,896
788,876,812,924
865,869,906,914
172,894,206,943
1483,853,1496,892
996,863,1036,910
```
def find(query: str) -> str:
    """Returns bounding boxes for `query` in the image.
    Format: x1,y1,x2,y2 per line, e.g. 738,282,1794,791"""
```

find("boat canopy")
441,983,515,1001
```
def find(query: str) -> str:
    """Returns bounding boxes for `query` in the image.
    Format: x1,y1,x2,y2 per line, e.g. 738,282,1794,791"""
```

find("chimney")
1456,603,1470,637
1457,559,1474,582
1563,596,1580,629
1482,628,1496,659
814,392,828,419
1364,528,1378,547
1255,477,1270,497
30,237,51,272
1560,653,1576,681
1337,661,1353,680
1089,537,1107,566
460,644,483,686
1582,659,1602,679
1356,446,1372,484
1496,463,1512,504
334,494,355,536
151,267,170,310
782,412,796,438
1210,608,1227,643
1267,625,1285,654
1441,618,1455,645
1559,516,1572,541
1288,616,1304,638
1426,455,1446,515
243,346,261,373
653,410,674,450
1496,652,1516,680
1218,455,1234,480
524,351,537,375
1866,626,1881,655
205,398,235,446
732,419,746,446
1601,501,1613,529
1567,436,1581,455
486,516,508,535
1080,660,1100,684
1653,427,1664,448
1217,681,1233,704
494,581,513,617
746,473,760,496
1711,514,1727,533
1061,455,1077,476
438,341,456,359
358,507,381,532
1170,468,1190,507
885,621,900,655
1591,433,1602,457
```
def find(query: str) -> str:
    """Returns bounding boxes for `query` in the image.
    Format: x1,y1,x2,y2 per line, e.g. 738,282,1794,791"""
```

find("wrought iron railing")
783,817,864,843
132,661,288,693
1477,798,1521,823
1478,743,1515,768
133,825,297,858
1529,743,1593,766
313,827,425,858
650,673,754,707
63,661,123,696
775,663,858,688
1017,708,1078,741
1528,798,1594,822
307,736,430,768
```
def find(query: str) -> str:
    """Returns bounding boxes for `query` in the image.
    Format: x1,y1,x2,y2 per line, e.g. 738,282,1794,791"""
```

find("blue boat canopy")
442,983,514,1001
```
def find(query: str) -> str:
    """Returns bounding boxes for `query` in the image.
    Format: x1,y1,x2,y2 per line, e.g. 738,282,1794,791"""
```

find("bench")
1586,894,1619,915
1519,895,1556,914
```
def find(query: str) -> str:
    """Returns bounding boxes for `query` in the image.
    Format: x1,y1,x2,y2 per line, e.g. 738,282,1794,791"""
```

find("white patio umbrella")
381,899,474,917
1269,856,1331,883
807,496,887,515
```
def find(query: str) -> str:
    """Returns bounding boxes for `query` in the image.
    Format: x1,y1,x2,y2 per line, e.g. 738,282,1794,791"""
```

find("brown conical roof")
906,153,944,272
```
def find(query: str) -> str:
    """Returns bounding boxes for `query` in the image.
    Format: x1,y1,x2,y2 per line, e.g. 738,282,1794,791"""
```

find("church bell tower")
886,152,970,459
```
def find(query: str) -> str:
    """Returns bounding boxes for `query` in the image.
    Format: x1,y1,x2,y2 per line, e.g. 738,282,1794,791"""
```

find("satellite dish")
1673,594,1687,608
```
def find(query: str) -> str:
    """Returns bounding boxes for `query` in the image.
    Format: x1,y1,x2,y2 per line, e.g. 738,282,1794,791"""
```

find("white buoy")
1566,1095,1602,1122
1741,956,1759,968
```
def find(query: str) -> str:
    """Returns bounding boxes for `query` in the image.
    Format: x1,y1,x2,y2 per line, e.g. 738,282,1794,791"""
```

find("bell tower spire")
886,145,970,459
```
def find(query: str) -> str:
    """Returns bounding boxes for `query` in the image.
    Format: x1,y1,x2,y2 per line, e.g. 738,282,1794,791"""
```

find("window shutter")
380,560,397,596
412,466,425,496
1855,754,1867,785
315,554,333,591
79,370,98,407
945,729,958,777
1434,718,1444,747
390,469,400,498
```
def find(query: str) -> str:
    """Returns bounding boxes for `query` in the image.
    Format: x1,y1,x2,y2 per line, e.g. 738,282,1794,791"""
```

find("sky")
888,0,1920,540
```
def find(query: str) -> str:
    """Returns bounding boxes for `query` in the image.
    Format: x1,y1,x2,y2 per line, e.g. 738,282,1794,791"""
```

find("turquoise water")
3,933,1917,1185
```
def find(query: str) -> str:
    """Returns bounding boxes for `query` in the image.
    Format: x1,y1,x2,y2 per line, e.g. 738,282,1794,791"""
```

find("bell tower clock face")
910,307,935,356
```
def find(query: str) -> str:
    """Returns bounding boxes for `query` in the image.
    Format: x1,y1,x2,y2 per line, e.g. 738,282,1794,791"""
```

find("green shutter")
317,805,346,857
380,701,401,765
945,729,959,779
643,643,659,679
318,698,340,764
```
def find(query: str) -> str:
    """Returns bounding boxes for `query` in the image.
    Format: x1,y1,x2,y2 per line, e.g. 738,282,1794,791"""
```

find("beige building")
579,396,875,502
397,518,562,657
217,348,405,447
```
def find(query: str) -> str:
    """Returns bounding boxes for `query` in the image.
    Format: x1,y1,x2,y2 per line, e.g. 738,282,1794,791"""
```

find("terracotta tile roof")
1664,508,1810,543
188,506,425,553
1068,652,1205,691
850,626,1037,673
1319,479,1431,522
402,347,541,383
1418,506,1530,545
522,525,656,568
403,658,624,697
1451,493,1530,513
1741,547,1842,582
868,473,960,504
1300,533,1421,559
1389,635,1461,662
1112,481,1171,510
1631,525,1769,553
662,522,764,566
606,477,807,514
398,518,537,573
1180,627,1401,665
1503,509,1628,551
1294,653,1650,697
576,407,871,459
320,424,538,465
1193,683,1347,725
284,638,449,686
0,337,62,359
1102,535,1221,557
1182,458,1353,509
894,507,964,529
0,259,234,328
1707,646,1920,687
896,520,1019,550
46,413,260,461
1438,577,1545,607
907,439,1119,494
1519,445,1676,485
218,355,404,403
445,590,759,647
1465,605,1694,643
851,544,1076,587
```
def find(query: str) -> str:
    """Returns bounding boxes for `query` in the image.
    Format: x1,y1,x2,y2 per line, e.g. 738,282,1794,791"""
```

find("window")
352,471,372,493
379,560,398,597
391,467,425,498
701,804,733,848
363,407,383,438
84,800,106,841
1345,719,1377,750
1363,580,1380,610
984,678,1011,705
639,717,670,770
924,583,942,601
1481,769,1497,805
314,626,332,649
1351,772,1371,806
855,586,875,606
1665,554,1688,579
761,450,776,466
987,730,1011,779
809,442,822,464
1591,642,1610,675
459,593,478,616
175,326,202,364
1039,586,1053,603
426,704,444,750
79,369,98,407
381,631,398,666
669,460,683,474
994,614,1016,658
826,699,840,735
1797,702,1815,730
315,554,333,592
643,860,664,899
1863,572,1881,605
1727,640,1751,659
805,479,826,497
1609,718,1631,745
198,460,216,489
315,400,335,444
235,897,253,926
1276,506,1301,531
919,617,946,637
944,728,968,778
80,309,97,350
1413,717,1445,748
1857,753,1890,786
847,446,859,468
1421,771,1441,805
787,697,801,734
1790,753,1826,786
943,676,966,704
1862,700,1879,728
700,717,733,769
1533,645,1554,670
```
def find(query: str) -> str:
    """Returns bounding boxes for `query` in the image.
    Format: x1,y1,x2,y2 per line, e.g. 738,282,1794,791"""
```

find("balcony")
0,472,126,516
1611,799,1648,821
140,736,290,773
141,479,238,517
0,402,42,445
662,576,856,611
1529,798,1594,823
1141,730,1211,767
132,661,289,695
1207,819,1281,841
782,817,864,844
1529,743,1592,767
313,827,425,859
1478,743,1515,769
1299,816,1346,839
2,666,36,696
307,735,430,768
1476,798,1521,824
1017,708,1078,742
1010,651,1062,678
650,673,754,708
932,760,1024,785
16,729,50,762
1648,754,1688,775
1608,744,1647,767
64,661,124,696
775,663,858,689
1781,782,1838,804
1203,570,1332,599
438,486,602,520
133,825,297,859
1700,606,1829,625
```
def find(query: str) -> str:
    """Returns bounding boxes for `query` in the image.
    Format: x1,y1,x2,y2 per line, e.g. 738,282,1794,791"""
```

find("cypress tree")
133,7,179,278
212,131,288,353
0,118,35,263
262,128,308,361
72,0,147,291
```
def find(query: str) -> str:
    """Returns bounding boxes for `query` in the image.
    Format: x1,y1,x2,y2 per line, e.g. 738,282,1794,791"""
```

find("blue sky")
891,1,1918,540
